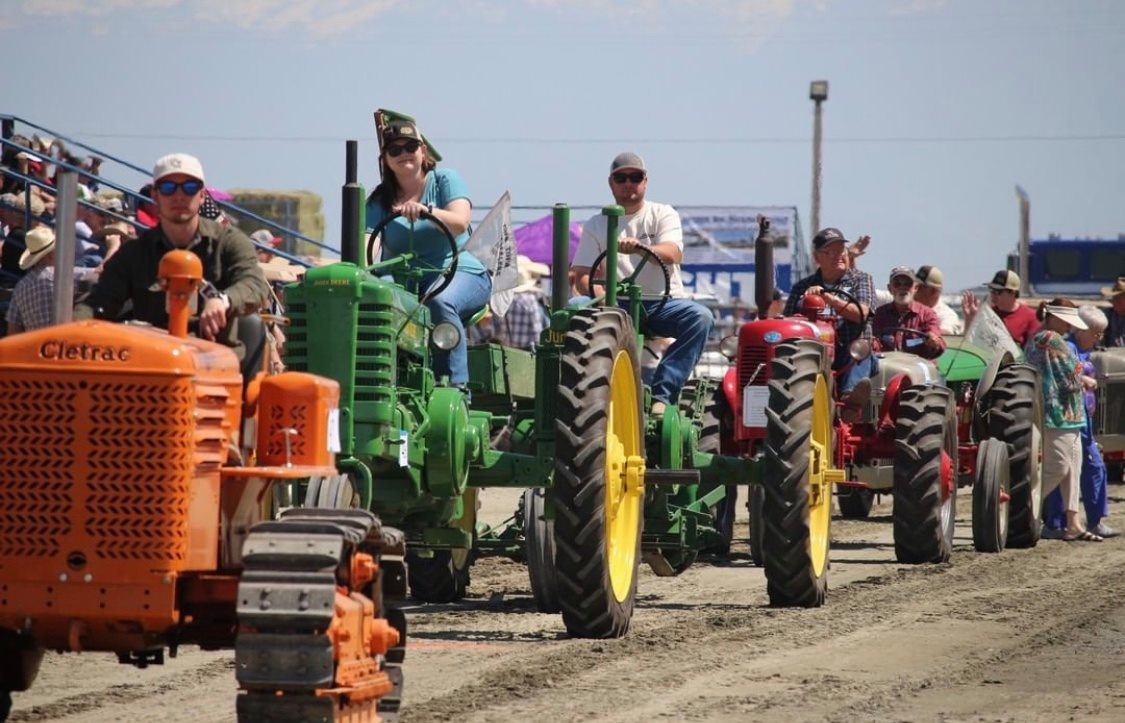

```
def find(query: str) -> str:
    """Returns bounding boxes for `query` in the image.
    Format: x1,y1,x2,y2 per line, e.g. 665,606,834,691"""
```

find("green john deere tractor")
279,143,817,638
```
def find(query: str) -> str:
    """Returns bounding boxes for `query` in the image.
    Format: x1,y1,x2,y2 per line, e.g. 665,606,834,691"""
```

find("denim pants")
422,270,491,385
833,350,878,395
1042,420,1107,529
640,299,714,405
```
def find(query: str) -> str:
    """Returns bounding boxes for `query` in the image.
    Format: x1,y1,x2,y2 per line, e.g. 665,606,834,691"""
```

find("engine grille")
739,345,771,388
0,374,208,563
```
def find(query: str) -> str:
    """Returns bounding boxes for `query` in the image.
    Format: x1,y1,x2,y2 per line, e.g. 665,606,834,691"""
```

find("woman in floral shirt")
1025,299,1101,541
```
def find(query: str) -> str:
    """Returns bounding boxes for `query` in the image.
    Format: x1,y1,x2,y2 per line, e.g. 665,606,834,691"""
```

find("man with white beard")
871,266,945,359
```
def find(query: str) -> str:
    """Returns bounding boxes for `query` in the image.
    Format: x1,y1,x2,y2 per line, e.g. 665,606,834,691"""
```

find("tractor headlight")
719,334,739,359
849,338,872,361
431,322,461,351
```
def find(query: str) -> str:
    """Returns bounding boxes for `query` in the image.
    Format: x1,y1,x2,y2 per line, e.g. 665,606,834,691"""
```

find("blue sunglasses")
156,179,204,197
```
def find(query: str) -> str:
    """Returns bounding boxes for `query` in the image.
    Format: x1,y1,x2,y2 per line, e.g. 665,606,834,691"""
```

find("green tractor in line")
276,144,824,639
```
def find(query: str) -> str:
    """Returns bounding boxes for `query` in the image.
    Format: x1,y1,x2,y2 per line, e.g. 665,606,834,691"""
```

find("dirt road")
10,486,1125,722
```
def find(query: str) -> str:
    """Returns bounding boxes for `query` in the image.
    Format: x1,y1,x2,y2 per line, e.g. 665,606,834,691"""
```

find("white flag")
964,303,1024,361
464,191,519,317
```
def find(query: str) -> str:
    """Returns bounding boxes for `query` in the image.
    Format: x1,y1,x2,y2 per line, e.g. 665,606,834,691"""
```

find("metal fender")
722,367,739,412
878,373,909,429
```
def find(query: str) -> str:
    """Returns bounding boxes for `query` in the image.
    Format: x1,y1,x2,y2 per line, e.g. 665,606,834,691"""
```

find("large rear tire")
972,438,1010,552
893,386,958,564
523,488,561,613
988,364,1043,548
762,339,833,607
554,308,644,638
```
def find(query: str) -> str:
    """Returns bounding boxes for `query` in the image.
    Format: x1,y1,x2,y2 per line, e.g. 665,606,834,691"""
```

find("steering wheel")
807,285,869,326
365,208,460,300
877,326,934,352
588,245,672,317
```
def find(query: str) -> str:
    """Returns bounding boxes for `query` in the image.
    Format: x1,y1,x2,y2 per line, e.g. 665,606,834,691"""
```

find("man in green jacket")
75,153,269,360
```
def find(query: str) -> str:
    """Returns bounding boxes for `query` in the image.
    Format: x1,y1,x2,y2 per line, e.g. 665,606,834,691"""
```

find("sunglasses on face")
156,179,204,197
989,288,1014,296
611,171,645,184
891,278,915,289
385,140,422,157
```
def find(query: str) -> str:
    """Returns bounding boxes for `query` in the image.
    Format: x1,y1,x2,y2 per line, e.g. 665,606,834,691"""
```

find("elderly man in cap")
5,226,59,334
872,266,945,359
913,265,962,334
785,227,877,422
961,269,1038,347
75,153,269,361
572,152,714,415
1103,277,1125,348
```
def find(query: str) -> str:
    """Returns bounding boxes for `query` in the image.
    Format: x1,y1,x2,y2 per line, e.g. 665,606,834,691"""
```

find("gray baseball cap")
610,152,646,173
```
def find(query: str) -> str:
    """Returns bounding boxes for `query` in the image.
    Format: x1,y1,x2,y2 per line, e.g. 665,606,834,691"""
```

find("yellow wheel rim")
605,350,643,603
808,374,833,577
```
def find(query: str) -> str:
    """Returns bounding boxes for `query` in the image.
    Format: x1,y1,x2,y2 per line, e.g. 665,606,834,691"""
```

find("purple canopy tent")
513,214,583,269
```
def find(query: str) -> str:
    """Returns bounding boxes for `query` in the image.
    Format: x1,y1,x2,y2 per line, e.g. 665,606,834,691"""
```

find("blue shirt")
365,167,486,276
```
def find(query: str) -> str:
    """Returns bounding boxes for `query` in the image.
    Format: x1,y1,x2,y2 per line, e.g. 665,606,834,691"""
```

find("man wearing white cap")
5,226,59,334
75,153,269,360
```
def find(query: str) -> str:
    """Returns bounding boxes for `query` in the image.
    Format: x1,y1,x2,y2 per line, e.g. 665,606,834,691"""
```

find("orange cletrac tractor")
0,251,406,722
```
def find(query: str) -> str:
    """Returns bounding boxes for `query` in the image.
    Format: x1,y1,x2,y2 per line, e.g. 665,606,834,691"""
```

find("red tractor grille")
739,346,771,388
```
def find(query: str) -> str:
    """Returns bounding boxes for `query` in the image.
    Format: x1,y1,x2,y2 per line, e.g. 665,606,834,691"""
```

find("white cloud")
22,0,179,16
197,0,400,36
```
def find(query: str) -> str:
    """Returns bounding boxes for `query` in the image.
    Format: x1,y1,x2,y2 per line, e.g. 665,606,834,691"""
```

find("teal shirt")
365,167,486,275
1025,329,1086,430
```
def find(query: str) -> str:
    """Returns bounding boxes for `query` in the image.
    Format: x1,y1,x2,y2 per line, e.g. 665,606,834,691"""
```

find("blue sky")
3,0,1123,292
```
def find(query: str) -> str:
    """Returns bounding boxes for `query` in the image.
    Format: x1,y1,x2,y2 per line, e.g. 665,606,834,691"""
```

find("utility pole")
1015,185,1030,295
809,80,829,235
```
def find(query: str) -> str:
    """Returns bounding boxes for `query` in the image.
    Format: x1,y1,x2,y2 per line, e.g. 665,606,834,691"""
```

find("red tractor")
0,251,405,722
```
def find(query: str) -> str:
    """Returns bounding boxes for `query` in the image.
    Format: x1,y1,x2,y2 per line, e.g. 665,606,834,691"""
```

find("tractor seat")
465,304,490,327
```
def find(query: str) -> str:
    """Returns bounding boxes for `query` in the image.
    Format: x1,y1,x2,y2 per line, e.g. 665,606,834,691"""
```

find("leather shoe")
839,378,871,424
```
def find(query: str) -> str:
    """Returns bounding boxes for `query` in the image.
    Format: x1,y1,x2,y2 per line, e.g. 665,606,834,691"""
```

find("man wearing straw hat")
1103,276,1125,348
5,226,59,334
500,255,551,350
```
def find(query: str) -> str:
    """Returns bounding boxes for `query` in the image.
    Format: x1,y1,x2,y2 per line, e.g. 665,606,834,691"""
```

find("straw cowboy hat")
259,255,307,284
1102,276,1125,299
19,226,57,270
93,221,135,242
1045,304,1088,331
513,255,551,294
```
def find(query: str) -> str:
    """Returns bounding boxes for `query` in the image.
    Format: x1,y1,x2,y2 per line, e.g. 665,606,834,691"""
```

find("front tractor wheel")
972,438,1010,552
554,308,644,638
893,386,958,563
762,339,837,607
988,364,1043,548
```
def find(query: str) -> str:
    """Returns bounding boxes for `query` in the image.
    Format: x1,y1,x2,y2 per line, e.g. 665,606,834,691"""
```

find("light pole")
809,80,829,235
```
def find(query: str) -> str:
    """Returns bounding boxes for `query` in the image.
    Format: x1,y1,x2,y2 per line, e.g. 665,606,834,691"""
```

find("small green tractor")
277,147,830,639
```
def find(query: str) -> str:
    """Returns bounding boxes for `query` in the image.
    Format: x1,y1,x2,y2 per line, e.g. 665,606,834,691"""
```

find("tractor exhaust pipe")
341,139,361,264
754,214,773,318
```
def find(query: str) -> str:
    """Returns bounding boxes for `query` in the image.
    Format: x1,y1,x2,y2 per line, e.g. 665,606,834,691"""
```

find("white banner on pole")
464,191,518,316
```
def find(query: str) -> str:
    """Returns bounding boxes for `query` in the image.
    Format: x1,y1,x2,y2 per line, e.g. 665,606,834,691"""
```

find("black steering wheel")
588,245,672,317
365,209,460,300
809,285,869,326
877,326,934,352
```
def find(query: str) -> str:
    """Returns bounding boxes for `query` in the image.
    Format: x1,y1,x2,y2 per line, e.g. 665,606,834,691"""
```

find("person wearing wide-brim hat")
1026,298,1103,542
1102,276,1125,348
501,255,552,350
5,226,59,334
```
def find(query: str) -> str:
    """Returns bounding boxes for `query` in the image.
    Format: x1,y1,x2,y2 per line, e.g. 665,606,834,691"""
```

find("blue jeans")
640,299,714,405
833,350,878,395
1042,420,1107,529
423,270,491,385
566,296,714,405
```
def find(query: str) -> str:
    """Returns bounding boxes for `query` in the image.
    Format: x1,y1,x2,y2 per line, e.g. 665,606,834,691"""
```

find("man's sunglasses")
156,179,204,197
611,171,645,184
386,140,422,157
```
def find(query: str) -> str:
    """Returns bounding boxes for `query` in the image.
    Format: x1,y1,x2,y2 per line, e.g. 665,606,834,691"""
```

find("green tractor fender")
423,387,479,498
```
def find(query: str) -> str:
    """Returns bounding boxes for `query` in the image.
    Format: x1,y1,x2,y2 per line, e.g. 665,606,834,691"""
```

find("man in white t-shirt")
572,152,714,415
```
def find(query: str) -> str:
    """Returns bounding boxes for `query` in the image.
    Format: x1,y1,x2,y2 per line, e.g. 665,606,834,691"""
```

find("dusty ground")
9,485,1125,723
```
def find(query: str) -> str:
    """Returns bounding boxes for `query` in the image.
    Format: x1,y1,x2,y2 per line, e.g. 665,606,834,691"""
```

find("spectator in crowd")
250,228,284,263
1025,299,1102,542
0,193,47,278
75,153,269,361
913,265,963,334
961,269,1039,346
872,266,945,358
365,113,490,387
1042,304,1116,538
572,152,713,415
500,255,551,350
5,226,58,334
1103,277,1125,348
134,183,159,228
785,226,876,423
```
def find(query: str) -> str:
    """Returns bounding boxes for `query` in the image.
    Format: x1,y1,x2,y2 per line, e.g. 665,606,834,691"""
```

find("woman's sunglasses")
386,140,422,157
156,179,204,197
611,171,646,184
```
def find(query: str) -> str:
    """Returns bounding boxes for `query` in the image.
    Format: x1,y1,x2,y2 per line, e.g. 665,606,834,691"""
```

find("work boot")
839,378,871,424
651,400,668,417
